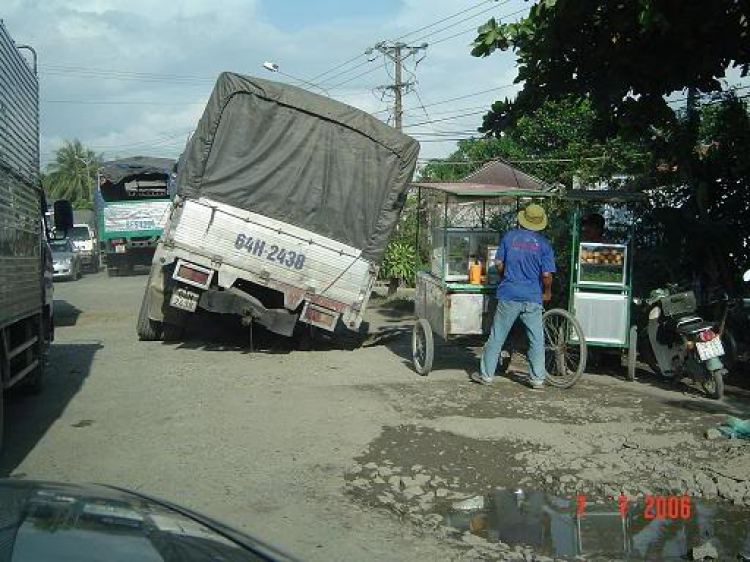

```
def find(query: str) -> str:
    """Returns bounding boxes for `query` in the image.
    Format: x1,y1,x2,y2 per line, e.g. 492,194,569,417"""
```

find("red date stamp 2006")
643,495,692,520
575,494,692,520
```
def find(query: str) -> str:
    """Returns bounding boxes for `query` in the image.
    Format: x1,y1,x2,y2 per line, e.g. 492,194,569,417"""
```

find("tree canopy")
471,0,749,138
465,1,750,289
420,96,645,187
44,139,102,206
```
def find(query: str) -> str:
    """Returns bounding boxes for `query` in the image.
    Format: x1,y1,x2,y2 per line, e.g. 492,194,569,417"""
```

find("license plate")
170,288,199,312
696,338,724,361
115,245,126,253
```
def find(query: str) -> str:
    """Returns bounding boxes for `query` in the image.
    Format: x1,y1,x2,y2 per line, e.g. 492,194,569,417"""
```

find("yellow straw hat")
517,204,548,231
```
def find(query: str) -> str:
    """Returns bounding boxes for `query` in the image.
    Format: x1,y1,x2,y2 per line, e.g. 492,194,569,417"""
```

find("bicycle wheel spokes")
543,309,587,388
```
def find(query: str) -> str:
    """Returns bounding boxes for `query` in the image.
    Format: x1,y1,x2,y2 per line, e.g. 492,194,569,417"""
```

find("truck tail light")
177,264,210,285
172,259,213,289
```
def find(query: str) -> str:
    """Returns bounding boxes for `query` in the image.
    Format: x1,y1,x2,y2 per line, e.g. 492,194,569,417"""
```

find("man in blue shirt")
471,204,556,389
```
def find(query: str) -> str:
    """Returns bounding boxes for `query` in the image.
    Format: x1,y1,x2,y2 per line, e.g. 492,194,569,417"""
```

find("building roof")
412,158,557,198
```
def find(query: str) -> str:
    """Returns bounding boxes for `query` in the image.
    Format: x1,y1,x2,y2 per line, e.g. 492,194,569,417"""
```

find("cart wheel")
626,326,638,381
543,309,587,388
412,319,434,376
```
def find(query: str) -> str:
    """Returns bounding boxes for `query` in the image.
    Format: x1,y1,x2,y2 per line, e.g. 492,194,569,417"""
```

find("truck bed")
168,197,376,325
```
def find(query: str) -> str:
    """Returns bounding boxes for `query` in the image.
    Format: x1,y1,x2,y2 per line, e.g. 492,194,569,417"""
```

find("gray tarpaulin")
176,72,420,263
99,157,176,184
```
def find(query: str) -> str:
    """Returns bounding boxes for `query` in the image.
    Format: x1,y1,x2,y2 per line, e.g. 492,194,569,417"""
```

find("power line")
410,0,512,44
373,83,516,115
39,65,216,85
403,110,487,128
307,0,498,86
393,0,496,42
327,63,387,91
429,6,528,46
42,99,205,106
317,1,522,91
87,128,193,150
414,138,477,142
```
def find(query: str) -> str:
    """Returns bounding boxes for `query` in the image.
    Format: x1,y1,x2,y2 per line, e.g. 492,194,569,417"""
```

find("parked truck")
137,73,419,342
0,22,73,449
94,157,176,277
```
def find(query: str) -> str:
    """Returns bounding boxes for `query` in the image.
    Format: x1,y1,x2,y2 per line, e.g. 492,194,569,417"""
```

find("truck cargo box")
139,73,419,341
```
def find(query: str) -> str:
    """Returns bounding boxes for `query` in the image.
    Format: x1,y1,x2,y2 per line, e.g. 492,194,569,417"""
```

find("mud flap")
704,356,724,372
199,288,298,337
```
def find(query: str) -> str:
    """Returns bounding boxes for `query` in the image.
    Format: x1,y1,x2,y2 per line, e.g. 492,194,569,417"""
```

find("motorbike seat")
675,319,716,335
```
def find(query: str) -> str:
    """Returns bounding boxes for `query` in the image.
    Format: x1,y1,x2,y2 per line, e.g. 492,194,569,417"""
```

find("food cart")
563,190,647,381
410,160,587,388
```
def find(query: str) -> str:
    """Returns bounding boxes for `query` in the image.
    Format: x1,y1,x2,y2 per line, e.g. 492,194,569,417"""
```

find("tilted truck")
0,22,73,448
137,73,419,342
94,157,176,277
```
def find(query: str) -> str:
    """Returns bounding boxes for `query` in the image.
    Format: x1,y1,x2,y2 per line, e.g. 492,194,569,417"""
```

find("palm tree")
44,140,102,204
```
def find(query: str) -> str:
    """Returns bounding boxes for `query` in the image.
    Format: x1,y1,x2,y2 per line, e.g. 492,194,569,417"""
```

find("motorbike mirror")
743,269,750,283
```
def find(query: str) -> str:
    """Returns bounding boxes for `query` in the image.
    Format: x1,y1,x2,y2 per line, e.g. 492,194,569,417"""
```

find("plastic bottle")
469,258,482,285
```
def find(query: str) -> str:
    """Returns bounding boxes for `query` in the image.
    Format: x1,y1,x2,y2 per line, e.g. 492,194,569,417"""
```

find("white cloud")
4,0,529,168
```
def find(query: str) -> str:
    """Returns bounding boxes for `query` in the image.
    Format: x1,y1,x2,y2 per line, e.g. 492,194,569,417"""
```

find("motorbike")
637,286,728,399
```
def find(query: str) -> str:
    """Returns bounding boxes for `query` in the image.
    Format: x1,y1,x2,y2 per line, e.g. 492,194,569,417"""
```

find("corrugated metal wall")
0,22,42,328
0,20,39,182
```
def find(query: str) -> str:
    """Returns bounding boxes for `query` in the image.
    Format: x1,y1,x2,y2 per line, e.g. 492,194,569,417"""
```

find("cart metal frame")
563,190,648,380
409,178,588,388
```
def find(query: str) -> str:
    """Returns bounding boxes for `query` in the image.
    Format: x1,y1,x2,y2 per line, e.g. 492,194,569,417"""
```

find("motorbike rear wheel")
702,369,725,400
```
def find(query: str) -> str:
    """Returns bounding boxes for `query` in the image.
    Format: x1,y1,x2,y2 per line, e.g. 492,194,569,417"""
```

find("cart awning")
412,158,558,198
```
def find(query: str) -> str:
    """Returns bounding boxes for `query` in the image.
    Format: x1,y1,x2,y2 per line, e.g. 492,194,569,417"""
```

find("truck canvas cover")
176,72,420,263
99,157,175,186
97,157,175,235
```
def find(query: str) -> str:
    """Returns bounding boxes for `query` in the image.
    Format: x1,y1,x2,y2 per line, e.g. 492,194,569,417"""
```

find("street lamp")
261,61,331,97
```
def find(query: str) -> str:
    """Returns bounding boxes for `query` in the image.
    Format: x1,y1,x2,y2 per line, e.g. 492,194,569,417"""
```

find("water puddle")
442,489,750,560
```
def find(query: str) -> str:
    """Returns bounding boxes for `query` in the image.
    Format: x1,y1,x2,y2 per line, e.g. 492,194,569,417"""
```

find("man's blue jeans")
480,299,546,383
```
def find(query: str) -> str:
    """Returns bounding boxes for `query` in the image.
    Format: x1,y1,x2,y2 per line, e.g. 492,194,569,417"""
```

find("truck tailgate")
171,198,374,308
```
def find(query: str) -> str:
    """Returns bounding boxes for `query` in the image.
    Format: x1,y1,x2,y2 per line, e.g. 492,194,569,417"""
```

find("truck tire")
137,290,164,341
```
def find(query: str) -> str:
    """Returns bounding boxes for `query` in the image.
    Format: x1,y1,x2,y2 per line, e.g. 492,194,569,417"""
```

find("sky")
2,0,529,171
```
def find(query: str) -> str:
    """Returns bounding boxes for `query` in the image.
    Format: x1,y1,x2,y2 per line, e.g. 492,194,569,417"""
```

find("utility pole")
368,41,428,131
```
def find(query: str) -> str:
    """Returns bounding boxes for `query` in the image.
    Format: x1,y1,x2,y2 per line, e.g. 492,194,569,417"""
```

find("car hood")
0,479,297,562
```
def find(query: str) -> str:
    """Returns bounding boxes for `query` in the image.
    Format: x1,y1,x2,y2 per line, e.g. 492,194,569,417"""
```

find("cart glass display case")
577,243,628,287
431,228,498,282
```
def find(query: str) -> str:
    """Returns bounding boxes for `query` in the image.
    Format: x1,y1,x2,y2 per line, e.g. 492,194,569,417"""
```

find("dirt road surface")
2,271,749,561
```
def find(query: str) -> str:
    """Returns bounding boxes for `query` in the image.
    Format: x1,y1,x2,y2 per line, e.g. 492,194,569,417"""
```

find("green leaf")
477,18,496,35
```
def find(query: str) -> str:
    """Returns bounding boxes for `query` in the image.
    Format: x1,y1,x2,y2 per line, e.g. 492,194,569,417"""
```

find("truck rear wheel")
137,290,164,341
